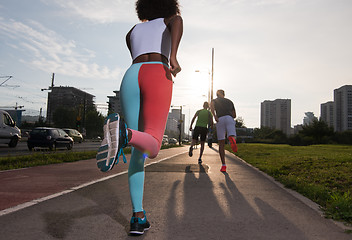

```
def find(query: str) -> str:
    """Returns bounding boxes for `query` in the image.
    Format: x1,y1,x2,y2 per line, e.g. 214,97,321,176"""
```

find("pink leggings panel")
128,63,173,158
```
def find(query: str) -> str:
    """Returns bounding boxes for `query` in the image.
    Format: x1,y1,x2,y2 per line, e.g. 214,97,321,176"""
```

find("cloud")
0,17,122,79
42,0,136,24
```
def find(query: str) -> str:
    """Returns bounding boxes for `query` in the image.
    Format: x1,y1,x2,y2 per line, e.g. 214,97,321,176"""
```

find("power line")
0,76,19,88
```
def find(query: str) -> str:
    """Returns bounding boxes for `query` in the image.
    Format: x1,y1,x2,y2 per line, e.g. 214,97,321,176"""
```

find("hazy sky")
1,0,351,129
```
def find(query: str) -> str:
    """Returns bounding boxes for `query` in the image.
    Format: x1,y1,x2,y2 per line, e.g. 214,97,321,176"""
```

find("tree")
288,119,334,146
300,119,334,144
52,107,76,128
253,127,287,144
84,109,104,138
235,116,245,128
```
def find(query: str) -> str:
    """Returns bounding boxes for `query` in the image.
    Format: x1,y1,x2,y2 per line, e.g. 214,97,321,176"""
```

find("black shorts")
192,126,208,142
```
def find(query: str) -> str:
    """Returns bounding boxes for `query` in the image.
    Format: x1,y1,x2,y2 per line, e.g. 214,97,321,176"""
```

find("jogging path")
0,146,350,239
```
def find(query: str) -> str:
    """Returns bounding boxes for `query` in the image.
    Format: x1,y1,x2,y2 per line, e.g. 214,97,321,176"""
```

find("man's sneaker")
198,158,202,164
228,136,238,153
129,212,151,235
220,165,227,172
189,146,193,157
96,113,128,172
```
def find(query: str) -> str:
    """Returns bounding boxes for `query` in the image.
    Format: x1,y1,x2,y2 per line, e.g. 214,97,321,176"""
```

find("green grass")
228,143,352,224
0,144,182,171
0,151,97,170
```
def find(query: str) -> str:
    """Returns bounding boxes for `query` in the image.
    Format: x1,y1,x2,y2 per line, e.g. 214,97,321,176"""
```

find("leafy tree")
300,119,334,144
288,119,334,146
52,107,76,128
253,127,287,144
236,116,245,128
84,109,104,138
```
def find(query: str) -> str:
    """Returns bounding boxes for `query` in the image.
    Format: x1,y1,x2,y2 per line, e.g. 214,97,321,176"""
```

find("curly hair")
135,0,180,21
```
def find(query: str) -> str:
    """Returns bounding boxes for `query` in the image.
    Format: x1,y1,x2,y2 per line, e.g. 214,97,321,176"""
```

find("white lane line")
0,150,187,217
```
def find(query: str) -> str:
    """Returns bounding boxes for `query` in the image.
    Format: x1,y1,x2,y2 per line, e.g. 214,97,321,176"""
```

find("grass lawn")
227,143,352,225
0,144,183,171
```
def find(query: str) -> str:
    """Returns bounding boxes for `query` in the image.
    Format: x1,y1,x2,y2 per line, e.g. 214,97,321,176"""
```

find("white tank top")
130,18,171,60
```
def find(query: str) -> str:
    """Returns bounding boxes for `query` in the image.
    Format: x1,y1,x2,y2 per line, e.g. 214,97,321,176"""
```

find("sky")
1,0,351,129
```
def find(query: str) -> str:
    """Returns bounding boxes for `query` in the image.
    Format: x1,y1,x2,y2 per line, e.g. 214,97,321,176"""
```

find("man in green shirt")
189,102,213,163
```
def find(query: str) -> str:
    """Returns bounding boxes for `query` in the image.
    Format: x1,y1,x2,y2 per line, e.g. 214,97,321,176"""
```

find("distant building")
334,85,352,132
46,86,95,125
320,101,334,128
293,124,303,135
303,112,317,126
166,117,178,134
107,91,122,114
0,109,25,126
166,109,185,138
261,99,291,135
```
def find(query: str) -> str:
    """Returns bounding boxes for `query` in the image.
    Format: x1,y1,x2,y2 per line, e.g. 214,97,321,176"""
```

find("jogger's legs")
120,62,172,215
120,63,145,214
199,141,205,159
218,139,226,165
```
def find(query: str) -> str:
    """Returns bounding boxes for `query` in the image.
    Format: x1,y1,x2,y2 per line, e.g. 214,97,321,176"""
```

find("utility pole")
179,105,183,145
211,48,214,101
41,73,55,91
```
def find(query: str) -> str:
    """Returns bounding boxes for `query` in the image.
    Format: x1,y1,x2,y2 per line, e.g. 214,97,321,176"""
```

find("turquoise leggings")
120,62,172,212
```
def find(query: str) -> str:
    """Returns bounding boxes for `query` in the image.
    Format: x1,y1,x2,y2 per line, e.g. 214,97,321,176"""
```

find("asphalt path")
0,146,351,239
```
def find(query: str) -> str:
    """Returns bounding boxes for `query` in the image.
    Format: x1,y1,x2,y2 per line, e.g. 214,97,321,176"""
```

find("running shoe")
96,113,128,172
220,165,227,172
198,158,202,164
228,136,238,153
129,211,151,235
189,146,193,157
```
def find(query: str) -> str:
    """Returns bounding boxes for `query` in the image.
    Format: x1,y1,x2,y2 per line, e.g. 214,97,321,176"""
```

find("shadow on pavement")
42,180,130,239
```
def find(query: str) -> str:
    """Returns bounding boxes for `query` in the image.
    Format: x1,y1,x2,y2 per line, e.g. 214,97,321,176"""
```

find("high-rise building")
303,112,317,126
107,91,122,115
261,99,291,135
46,86,94,125
166,108,185,138
334,85,352,132
320,101,334,129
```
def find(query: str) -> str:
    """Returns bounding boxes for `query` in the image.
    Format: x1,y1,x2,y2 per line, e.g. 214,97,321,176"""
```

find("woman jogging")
96,0,183,235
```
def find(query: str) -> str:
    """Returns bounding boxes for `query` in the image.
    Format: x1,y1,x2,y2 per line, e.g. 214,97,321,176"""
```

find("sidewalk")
0,146,351,239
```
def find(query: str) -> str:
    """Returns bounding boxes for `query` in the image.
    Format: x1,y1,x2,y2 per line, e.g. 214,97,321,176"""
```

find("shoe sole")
96,113,120,172
129,225,150,235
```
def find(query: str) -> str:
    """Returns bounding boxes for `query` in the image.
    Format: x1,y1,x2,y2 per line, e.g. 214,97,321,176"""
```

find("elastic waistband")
132,61,169,68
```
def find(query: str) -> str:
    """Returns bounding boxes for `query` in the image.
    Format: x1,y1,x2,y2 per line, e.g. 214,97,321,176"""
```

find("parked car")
162,135,169,145
0,110,21,147
27,127,73,151
168,138,178,145
63,128,83,143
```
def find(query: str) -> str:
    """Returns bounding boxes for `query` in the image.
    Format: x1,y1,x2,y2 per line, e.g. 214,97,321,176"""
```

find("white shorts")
216,115,236,140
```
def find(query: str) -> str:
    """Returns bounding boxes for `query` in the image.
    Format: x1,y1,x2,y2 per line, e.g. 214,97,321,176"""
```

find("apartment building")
334,85,352,132
320,101,334,128
107,91,122,115
46,86,94,125
261,99,291,135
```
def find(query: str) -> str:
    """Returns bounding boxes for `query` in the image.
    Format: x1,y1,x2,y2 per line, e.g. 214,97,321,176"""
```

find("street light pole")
211,48,214,102
195,48,214,104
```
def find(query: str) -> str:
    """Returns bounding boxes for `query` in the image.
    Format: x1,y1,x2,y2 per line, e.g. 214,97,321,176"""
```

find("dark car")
27,127,73,151
63,128,83,143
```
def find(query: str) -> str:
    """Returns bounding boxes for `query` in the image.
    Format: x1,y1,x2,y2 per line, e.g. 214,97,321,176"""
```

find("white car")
0,110,21,147
168,138,178,145
162,135,169,145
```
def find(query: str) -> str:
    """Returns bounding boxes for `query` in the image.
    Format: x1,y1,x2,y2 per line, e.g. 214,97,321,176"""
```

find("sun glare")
192,71,211,101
